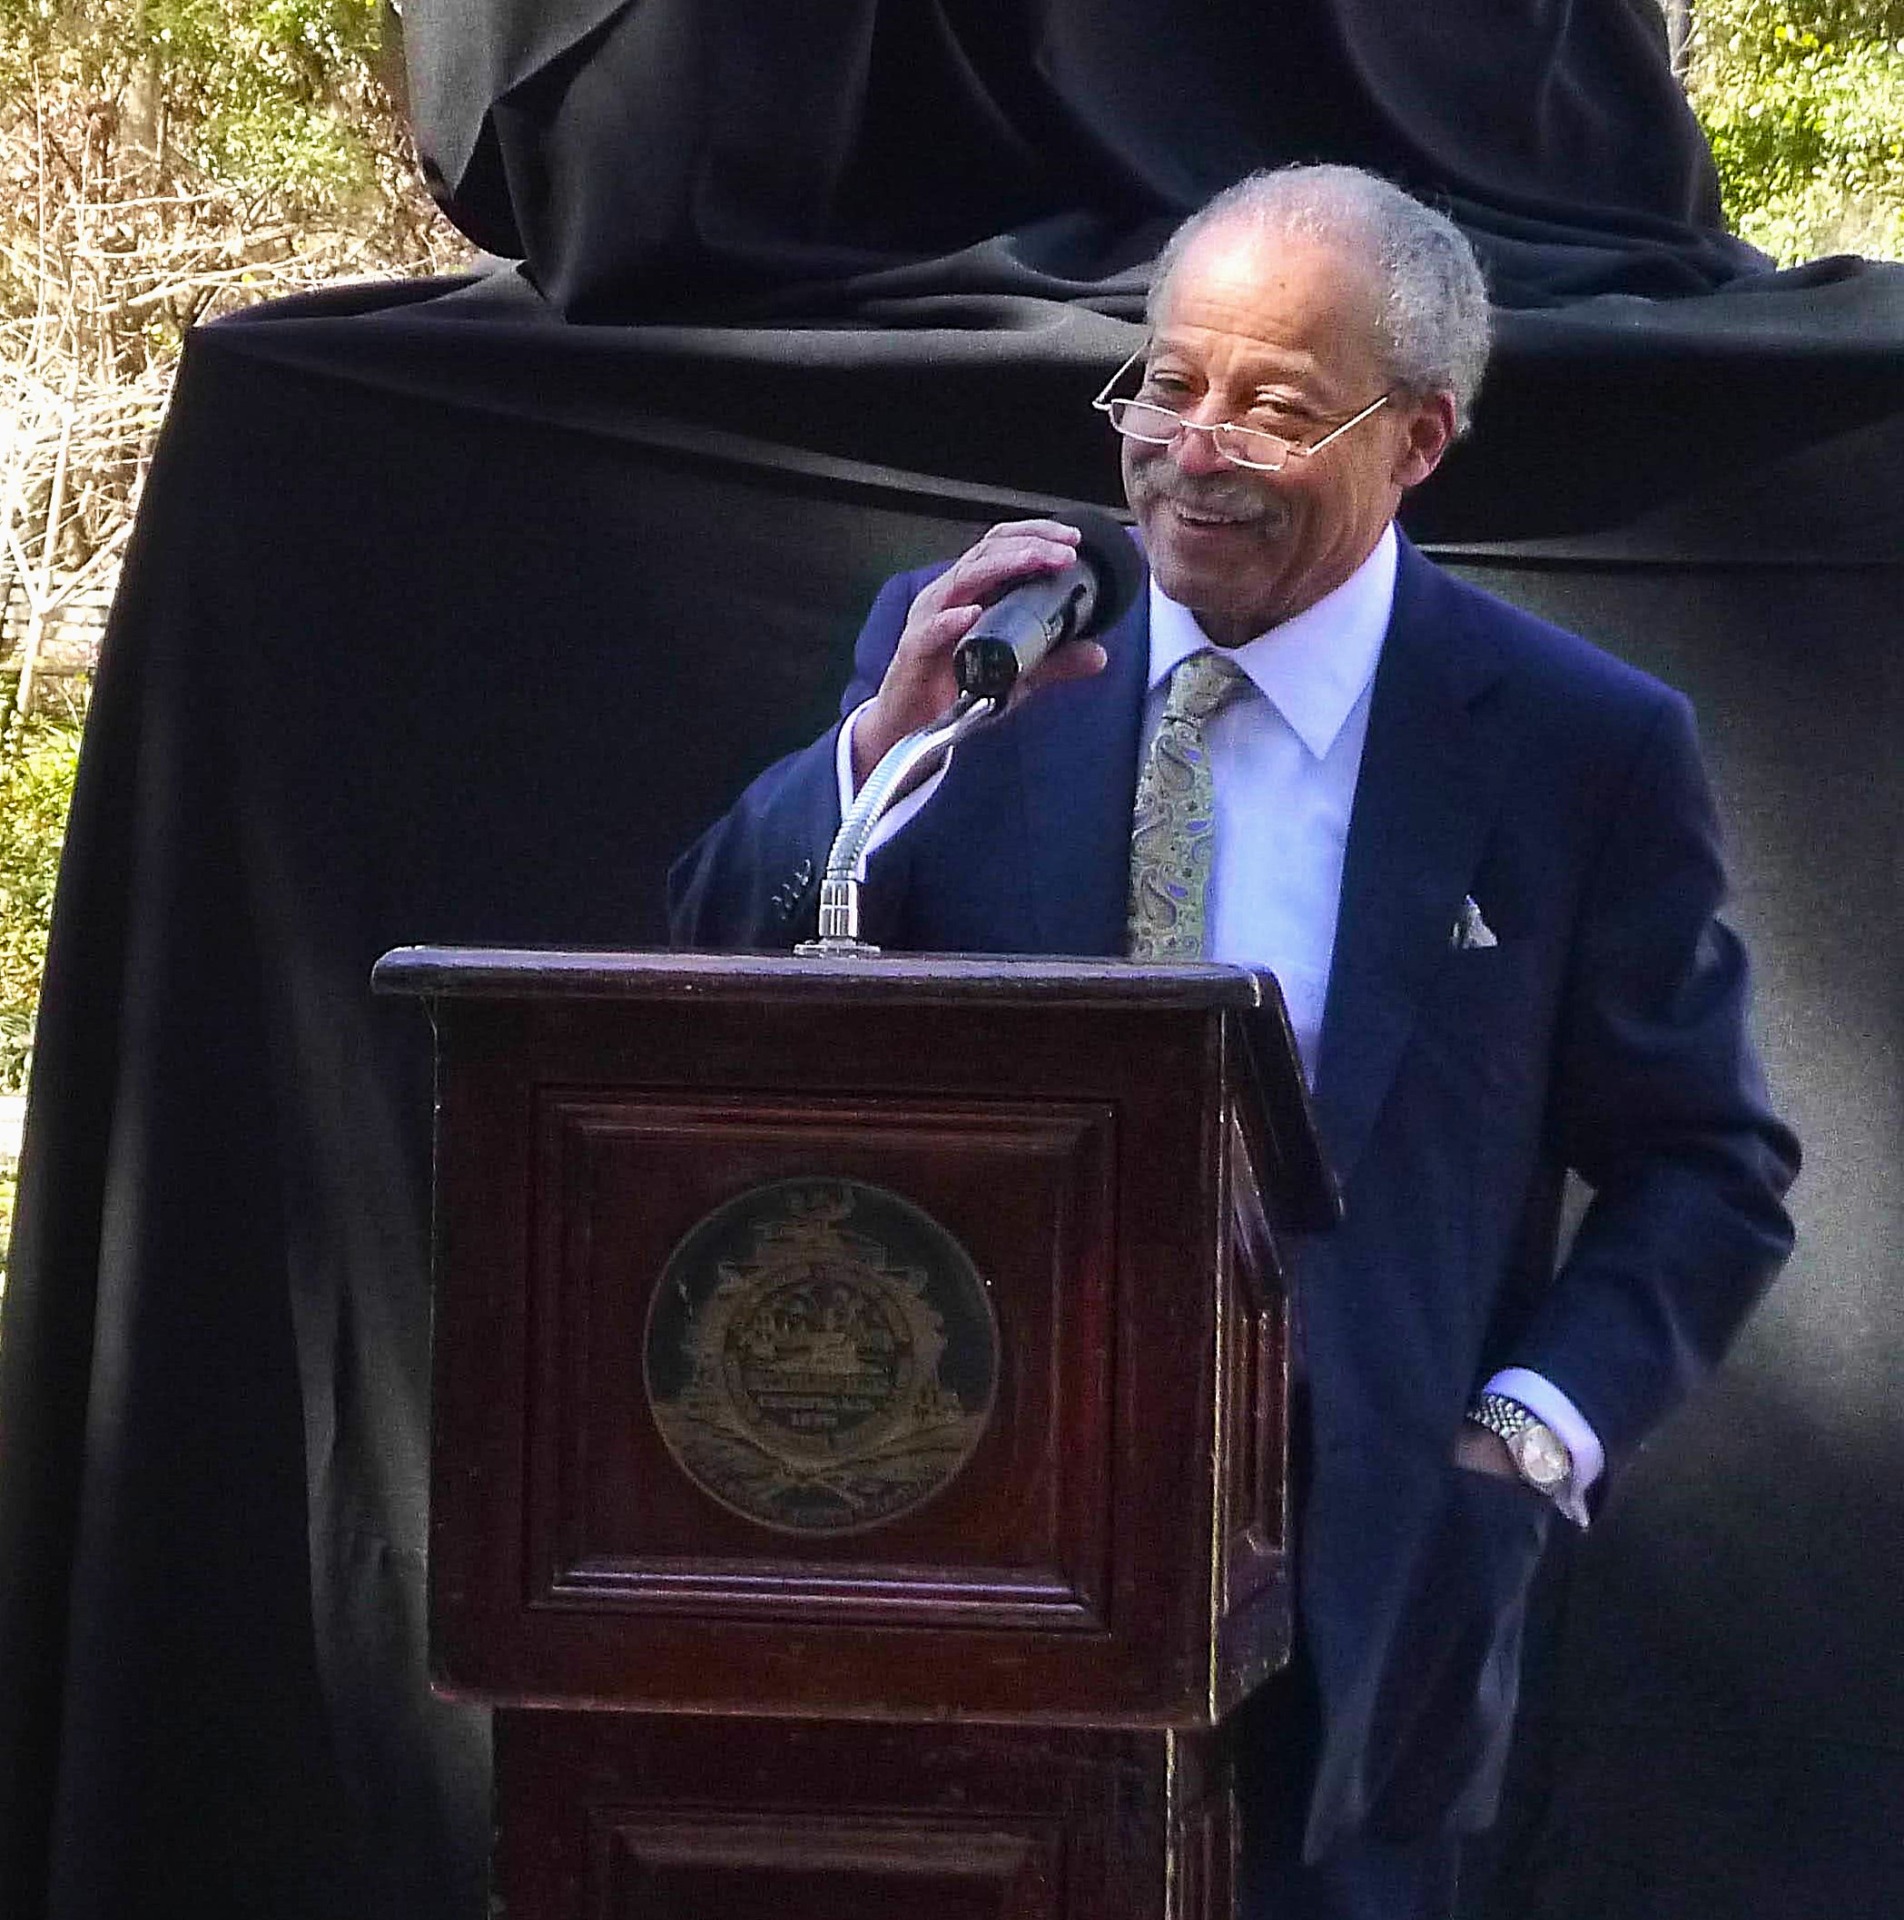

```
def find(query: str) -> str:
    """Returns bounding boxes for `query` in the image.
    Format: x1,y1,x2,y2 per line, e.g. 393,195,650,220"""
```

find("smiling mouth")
1168,503,1255,528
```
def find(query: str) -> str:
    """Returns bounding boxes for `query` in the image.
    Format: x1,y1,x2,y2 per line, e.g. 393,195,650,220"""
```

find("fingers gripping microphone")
951,506,1144,702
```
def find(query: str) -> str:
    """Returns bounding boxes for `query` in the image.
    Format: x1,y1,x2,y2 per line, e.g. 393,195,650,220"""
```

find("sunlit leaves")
1,0,385,212
0,698,84,1093
1687,0,1904,260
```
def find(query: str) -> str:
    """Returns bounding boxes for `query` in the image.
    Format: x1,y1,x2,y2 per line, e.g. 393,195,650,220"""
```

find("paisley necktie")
1125,649,1251,960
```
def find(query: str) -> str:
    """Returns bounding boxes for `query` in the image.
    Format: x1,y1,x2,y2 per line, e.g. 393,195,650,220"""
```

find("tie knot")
1163,649,1250,726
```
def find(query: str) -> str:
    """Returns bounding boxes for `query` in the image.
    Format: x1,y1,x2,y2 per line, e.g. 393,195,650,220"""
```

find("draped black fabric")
401,0,1765,314
2,6,1902,1918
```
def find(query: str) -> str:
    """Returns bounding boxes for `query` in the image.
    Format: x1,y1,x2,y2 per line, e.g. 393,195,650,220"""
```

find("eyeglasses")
1091,346,1390,473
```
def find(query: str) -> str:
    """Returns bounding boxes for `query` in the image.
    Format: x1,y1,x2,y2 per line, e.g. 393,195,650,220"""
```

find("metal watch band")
1468,1389,1540,1447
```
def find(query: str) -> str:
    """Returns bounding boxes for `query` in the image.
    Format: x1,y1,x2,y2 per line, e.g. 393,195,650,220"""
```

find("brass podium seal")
644,1180,999,1535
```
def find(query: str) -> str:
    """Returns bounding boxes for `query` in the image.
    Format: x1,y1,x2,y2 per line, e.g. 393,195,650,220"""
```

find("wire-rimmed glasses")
1092,345,1390,473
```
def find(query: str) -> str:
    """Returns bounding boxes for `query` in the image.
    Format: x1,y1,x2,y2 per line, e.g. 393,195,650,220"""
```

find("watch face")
1510,1424,1570,1490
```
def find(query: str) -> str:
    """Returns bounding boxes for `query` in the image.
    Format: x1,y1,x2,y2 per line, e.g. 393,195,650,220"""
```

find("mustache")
1138,475,1285,525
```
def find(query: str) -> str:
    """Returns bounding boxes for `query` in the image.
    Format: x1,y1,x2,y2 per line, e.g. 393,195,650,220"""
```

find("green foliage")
1687,0,1904,261
0,690,87,1095
0,1161,14,1287
0,0,389,213
142,0,384,203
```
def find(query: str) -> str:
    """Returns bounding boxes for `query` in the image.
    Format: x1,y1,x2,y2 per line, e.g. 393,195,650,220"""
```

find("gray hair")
1148,165,1492,433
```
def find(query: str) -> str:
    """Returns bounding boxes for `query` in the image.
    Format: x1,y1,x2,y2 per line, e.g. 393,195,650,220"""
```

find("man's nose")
1168,420,1233,479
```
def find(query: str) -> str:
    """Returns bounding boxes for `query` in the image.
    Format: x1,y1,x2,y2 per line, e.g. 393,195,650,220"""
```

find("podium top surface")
373,945,1281,1011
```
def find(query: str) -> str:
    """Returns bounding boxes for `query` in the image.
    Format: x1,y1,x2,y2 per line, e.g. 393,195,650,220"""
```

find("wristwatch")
1467,1390,1574,1503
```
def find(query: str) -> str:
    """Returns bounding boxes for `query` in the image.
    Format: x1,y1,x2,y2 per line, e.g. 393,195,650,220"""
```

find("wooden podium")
373,948,1337,1920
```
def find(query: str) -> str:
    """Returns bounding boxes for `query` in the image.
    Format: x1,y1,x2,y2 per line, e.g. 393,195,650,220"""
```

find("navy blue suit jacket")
670,536,1798,1848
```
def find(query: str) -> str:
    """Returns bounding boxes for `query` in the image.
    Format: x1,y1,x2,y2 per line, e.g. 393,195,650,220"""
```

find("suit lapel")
1009,572,1150,954
1313,541,1514,1189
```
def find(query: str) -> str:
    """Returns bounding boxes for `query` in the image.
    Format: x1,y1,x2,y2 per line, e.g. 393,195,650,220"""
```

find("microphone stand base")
794,936,884,958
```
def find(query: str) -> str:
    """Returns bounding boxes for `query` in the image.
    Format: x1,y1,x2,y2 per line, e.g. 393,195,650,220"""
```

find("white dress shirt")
1141,523,1394,1080
838,522,1603,1516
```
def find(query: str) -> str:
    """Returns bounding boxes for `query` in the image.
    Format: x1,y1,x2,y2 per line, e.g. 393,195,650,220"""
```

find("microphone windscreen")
1063,504,1145,638
950,504,1146,703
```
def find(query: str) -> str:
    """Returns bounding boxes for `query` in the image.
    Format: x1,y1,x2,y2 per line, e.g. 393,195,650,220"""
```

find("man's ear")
1392,390,1459,491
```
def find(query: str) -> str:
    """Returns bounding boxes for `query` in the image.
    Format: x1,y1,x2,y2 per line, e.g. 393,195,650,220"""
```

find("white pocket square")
1451,897,1499,950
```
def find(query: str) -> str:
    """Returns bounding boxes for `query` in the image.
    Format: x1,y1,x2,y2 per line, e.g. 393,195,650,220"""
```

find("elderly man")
670,165,1797,1919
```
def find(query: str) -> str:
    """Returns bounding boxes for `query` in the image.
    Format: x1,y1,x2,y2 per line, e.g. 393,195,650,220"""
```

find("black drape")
3,5,1902,1917
401,0,1763,313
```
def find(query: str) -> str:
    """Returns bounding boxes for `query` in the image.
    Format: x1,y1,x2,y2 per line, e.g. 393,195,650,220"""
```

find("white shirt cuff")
835,699,948,868
1483,1366,1605,1528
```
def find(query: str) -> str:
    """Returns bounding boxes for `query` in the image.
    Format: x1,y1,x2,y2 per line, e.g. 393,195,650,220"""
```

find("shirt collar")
1146,522,1398,761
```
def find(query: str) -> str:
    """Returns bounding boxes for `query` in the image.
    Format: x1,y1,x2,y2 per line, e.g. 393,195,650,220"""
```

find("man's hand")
1451,1422,1518,1481
850,519,1112,790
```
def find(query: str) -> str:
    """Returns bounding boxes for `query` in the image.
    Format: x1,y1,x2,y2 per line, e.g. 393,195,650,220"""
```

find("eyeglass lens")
1106,401,1292,469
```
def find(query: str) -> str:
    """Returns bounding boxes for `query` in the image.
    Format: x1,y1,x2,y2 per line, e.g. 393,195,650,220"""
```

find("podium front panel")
405,954,1304,1726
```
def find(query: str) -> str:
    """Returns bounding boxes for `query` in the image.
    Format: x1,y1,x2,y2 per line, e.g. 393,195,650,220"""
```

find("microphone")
951,506,1143,702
